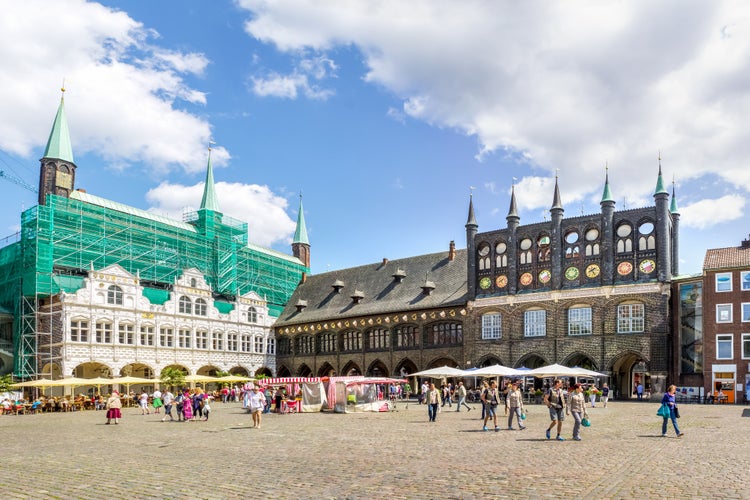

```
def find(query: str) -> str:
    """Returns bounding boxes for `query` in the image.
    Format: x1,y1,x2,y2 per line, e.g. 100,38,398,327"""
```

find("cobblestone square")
1,401,747,499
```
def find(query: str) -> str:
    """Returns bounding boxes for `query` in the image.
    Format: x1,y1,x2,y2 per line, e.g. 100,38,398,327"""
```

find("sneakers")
546,429,551,440
483,426,488,431
573,437,582,441
661,434,667,437
519,425,526,430
494,426,500,432
677,432,684,438
556,436,565,441
508,427,515,430
468,407,472,412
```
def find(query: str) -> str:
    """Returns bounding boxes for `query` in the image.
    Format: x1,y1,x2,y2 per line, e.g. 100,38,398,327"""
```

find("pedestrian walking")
567,383,587,441
249,386,266,428
455,381,471,412
138,391,150,415
182,390,193,422
105,391,122,425
425,383,440,422
543,379,566,441
636,383,644,401
192,387,205,421
161,389,174,421
506,381,526,430
601,383,610,407
661,385,684,438
481,380,501,432
588,385,598,408
441,383,452,408
152,389,163,414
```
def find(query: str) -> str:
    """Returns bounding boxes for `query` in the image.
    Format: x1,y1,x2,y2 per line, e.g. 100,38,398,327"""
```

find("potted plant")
534,389,544,404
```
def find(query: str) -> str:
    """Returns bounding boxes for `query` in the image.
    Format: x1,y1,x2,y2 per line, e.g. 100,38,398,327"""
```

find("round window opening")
520,238,532,250
565,231,579,244
616,224,632,237
585,228,599,241
639,222,654,235
495,242,507,254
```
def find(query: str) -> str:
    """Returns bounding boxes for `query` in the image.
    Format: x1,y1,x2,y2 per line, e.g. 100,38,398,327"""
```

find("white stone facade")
51,264,275,378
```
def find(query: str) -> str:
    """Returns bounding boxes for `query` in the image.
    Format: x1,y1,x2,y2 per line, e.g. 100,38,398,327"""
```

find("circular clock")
539,270,552,284
565,266,579,280
495,275,508,288
639,259,656,273
617,261,633,276
585,264,600,278
479,277,492,289
520,273,533,286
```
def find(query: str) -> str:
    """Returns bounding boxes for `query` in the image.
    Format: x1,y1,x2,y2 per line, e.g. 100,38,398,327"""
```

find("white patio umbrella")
471,364,525,377
570,367,607,377
408,366,468,378
526,363,582,378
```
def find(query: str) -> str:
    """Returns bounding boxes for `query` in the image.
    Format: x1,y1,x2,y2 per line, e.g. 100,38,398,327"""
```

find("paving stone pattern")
1,401,748,499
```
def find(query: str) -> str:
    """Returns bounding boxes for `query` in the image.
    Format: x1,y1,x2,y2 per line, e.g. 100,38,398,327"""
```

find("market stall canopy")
526,364,583,378
408,366,467,378
215,375,252,383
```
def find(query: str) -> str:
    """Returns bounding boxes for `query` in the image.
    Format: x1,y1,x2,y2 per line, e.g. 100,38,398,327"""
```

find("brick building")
701,238,750,403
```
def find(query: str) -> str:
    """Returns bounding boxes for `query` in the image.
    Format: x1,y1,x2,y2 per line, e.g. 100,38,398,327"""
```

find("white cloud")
145,181,297,247
680,195,746,229
236,0,750,210
250,53,336,99
0,0,214,175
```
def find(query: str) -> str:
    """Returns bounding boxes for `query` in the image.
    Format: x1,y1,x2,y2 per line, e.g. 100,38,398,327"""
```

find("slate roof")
703,245,750,270
274,248,468,326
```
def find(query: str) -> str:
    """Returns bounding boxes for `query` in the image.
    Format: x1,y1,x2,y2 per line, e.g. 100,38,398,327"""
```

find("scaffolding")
0,191,308,379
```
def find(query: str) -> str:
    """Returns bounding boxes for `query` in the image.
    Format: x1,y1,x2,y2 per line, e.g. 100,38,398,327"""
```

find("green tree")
160,367,186,391
0,374,14,394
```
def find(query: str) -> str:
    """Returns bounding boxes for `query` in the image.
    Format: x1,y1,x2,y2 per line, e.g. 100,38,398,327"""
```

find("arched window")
616,223,633,254
179,296,192,314
247,307,258,323
495,242,507,268
195,298,207,316
478,243,491,270
107,285,123,305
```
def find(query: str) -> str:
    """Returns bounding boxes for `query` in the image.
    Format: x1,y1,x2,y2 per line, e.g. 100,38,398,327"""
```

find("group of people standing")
103,387,214,424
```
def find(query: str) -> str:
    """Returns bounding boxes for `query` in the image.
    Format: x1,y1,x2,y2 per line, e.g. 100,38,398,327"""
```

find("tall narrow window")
481,313,502,340
178,328,191,348
139,325,155,346
179,296,192,314
118,323,134,344
716,334,733,360
159,327,174,347
95,321,112,343
195,298,207,316
247,307,258,323
568,307,592,336
107,285,123,305
524,310,546,337
394,325,418,348
211,331,224,350
618,303,645,333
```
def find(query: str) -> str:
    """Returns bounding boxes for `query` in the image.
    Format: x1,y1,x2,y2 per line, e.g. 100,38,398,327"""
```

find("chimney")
448,240,456,261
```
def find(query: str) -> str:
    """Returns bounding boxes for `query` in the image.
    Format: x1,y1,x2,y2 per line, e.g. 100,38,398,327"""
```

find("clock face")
520,273,533,286
495,275,508,288
479,277,492,289
617,261,633,276
539,270,551,284
639,259,656,273
585,264,600,278
565,266,579,280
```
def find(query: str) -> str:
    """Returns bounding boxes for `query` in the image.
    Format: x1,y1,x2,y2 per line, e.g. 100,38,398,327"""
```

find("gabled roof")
703,245,750,270
274,249,468,326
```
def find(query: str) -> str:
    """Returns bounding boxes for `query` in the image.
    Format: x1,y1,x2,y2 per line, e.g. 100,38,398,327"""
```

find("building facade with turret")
274,169,680,400
0,92,309,384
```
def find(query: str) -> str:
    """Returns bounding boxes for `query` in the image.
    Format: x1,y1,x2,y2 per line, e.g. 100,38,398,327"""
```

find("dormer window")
351,290,364,304
332,280,345,293
392,269,407,283
295,299,308,312
421,280,436,295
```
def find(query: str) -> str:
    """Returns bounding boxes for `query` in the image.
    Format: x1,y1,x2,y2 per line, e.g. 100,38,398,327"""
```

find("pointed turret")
200,147,220,212
292,194,310,269
670,180,679,214
466,192,478,299
43,90,74,164
507,184,519,219
551,174,563,211
601,167,614,204
293,194,309,245
550,174,564,289
671,179,680,276
39,86,77,205
654,155,668,196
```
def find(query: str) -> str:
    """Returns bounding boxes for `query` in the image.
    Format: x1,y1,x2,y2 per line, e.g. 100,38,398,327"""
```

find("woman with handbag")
661,385,684,437
567,384,587,441
505,381,526,430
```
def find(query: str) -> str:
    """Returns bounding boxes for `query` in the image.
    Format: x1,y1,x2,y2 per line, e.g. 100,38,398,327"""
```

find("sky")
0,0,749,277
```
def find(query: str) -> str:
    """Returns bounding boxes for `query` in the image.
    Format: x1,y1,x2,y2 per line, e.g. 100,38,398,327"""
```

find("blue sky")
1,0,749,277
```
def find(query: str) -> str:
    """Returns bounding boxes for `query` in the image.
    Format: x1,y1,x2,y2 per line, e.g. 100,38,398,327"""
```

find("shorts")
548,407,565,421
485,404,497,417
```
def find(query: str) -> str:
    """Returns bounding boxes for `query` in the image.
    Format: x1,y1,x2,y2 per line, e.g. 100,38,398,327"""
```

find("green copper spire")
43,87,75,163
670,179,680,214
601,165,614,203
293,194,309,245
199,146,220,212
654,153,668,195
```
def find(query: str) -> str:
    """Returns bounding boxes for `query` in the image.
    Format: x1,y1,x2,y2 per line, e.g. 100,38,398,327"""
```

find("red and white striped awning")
256,377,321,386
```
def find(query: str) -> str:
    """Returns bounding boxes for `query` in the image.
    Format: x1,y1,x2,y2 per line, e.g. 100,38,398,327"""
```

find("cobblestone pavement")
1,400,748,499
